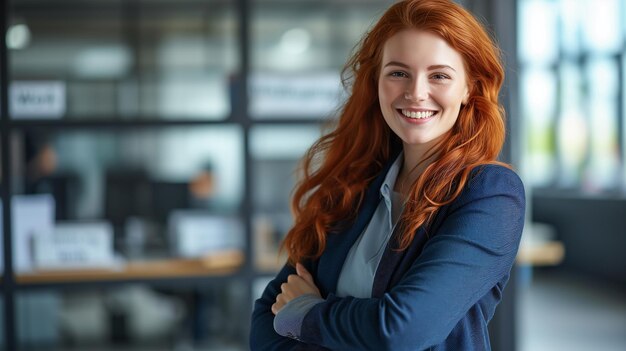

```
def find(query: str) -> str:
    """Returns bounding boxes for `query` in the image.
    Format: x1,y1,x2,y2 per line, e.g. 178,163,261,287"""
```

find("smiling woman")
250,1,525,350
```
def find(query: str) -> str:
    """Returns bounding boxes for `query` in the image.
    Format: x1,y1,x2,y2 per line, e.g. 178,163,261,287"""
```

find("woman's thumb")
296,263,314,284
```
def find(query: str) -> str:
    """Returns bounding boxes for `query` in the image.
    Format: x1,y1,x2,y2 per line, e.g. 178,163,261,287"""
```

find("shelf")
7,117,331,129
254,251,286,274
516,241,565,266
15,250,245,285
8,117,236,130
532,187,626,201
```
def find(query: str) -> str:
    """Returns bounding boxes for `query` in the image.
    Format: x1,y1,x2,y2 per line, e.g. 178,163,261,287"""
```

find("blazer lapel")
371,202,450,298
371,224,428,298
316,162,394,296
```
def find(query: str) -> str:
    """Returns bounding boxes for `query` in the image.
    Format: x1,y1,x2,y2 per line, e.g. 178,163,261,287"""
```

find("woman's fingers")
271,301,281,315
273,266,323,315
272,292,288,314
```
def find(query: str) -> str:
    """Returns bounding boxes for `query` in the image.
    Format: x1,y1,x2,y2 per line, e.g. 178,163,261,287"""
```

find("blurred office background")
0,0,624,350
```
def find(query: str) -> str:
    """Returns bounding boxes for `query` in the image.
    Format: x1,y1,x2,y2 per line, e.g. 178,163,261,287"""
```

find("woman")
250,0,525,350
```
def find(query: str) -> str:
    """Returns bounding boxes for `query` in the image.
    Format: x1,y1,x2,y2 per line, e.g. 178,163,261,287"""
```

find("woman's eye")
390,71,408,78
431,73,450,80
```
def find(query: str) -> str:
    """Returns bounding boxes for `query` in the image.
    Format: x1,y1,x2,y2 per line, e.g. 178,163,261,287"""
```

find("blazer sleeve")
250,261,331,351
298,166,525,351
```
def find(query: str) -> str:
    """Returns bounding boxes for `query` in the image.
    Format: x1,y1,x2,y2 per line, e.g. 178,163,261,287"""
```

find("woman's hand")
271,263,321,315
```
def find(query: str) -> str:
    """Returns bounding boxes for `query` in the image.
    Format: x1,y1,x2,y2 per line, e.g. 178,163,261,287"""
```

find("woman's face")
378,29,469,154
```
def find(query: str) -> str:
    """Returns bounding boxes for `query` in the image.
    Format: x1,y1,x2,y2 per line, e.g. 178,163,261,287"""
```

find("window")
9,0,237,120
518,0,625,193
250,0,394,119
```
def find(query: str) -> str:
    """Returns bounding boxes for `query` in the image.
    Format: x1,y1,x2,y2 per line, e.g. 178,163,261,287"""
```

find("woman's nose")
404,78,429,101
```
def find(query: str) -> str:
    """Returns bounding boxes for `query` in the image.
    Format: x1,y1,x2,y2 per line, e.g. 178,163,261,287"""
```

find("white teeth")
401,109,435,119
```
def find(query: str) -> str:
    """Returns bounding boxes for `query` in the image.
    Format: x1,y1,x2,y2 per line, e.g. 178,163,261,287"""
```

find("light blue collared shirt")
336,152,405,298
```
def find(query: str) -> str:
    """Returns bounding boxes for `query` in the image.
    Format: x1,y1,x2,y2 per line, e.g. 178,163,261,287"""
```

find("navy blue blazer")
250,163,525,351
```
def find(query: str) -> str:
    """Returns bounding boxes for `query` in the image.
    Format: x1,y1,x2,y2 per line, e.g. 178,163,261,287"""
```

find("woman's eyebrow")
383,61,456,72
383,61,411,68
428,64,456,72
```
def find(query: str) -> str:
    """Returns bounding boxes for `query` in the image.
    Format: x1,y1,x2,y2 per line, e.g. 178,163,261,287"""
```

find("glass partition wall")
4,1,245,350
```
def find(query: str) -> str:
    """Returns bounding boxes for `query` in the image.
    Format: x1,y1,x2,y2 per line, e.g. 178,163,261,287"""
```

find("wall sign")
10,81,66,119
249,72,345,119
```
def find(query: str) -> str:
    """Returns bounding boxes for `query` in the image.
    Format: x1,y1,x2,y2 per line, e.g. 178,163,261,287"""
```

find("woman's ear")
462,83,472,105
462,90,469,105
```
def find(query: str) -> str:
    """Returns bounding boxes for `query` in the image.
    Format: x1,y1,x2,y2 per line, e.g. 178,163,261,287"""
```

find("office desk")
16,250,244,284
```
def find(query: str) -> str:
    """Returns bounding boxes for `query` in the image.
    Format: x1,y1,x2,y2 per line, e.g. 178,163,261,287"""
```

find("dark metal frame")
1,0,17,346
461,1,519,350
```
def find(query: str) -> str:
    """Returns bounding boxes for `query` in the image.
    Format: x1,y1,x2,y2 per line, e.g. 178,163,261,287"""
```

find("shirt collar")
380,151,404,203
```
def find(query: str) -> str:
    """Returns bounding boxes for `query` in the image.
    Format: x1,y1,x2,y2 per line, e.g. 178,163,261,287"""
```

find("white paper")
168,211,243,257
34,221,116,269
0,194,56,272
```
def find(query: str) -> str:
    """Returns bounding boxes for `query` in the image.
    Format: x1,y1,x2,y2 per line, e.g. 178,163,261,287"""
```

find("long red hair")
282,0,508,264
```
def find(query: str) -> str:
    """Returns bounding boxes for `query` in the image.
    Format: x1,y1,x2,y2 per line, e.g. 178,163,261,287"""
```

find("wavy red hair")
282,0,508,264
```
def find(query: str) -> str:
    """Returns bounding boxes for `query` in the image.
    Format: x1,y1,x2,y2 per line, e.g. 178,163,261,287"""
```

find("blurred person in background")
24,132,58,193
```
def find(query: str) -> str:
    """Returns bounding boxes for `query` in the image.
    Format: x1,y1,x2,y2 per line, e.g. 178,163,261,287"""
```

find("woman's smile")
398,108,439,124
